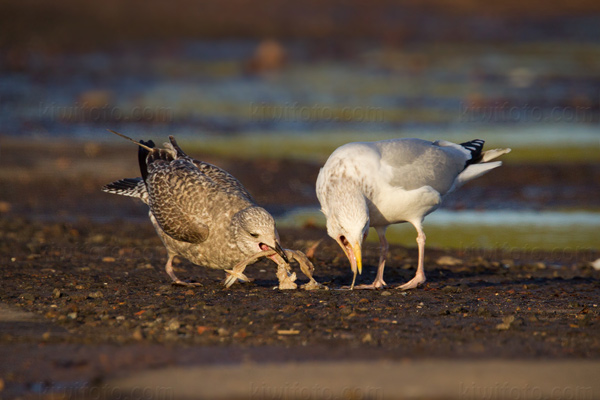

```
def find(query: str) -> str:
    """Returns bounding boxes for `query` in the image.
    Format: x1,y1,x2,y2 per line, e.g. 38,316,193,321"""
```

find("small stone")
362,333,373,343
496,315,515,330
436,256,463,266
380,291,392,296
452,306,468,314
88,291,104,299
132,328,144,341
577,314,592,327
442,285,461,293
477,307,491,317
42,332,52,341
217,327,229,336
196,326,211,335
166,319,180,331
277,329,299,335
67,312,78,320
0,201,11,213
340,307,353,315
102,257,116,263
21,293,35,301
233,329,249,339
534,262,546,270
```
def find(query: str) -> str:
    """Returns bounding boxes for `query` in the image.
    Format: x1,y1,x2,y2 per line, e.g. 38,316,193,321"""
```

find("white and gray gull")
103,131,287,286
316,138,511,290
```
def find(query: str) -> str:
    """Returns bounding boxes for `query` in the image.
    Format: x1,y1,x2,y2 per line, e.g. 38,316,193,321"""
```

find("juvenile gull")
103,131,287,286
316,138,511,290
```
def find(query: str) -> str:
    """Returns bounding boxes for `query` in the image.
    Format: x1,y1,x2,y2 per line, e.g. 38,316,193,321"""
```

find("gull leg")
166,254,201,287
397,222,427,290
355,227,388,289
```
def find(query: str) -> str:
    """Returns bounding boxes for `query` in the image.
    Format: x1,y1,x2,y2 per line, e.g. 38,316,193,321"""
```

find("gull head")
323,199,369,289
232,206,288,262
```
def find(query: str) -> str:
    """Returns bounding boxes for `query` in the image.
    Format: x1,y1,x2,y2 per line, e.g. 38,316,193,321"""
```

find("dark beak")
272,242,289,263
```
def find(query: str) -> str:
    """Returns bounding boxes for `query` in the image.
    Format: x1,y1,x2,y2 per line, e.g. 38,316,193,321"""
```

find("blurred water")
1,40,598,250
1,40,600,145
277,208,600,249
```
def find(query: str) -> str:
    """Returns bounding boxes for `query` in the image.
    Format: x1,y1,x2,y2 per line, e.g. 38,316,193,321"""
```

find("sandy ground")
0,139,599,399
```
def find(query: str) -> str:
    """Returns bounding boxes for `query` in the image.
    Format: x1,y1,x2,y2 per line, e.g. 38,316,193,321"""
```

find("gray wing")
146,159,216,243
375,138,470,194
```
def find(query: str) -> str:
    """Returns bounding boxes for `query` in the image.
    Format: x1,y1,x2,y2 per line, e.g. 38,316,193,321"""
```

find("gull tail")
102,177,149,204
452,141,512,191
480,147,512,162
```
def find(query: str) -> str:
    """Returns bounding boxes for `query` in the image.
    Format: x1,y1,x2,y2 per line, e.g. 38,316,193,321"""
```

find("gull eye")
250,233,259,238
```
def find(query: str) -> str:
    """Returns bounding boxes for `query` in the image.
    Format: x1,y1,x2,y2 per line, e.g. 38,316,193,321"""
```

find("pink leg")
397,222,426,290
354,227,388,290
166,254,201,287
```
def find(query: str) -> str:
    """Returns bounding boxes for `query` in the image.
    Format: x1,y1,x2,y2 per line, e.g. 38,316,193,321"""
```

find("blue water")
1,40,600,142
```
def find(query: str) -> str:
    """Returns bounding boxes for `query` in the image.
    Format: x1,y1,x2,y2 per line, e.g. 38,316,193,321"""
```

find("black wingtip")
460,139,485,165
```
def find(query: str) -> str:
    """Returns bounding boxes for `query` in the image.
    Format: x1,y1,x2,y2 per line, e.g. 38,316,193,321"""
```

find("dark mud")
0,140,599,398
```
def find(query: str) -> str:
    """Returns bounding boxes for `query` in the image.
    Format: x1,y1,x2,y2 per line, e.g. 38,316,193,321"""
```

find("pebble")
217,327,229,336
496,315,524,330
52,288,62,299
88,291,104,299
380,291,392,296
362,333,373,343
442,285,461,293
477,307,492,317
132,328,144,341
166,319,180,331
436,255,463,266
21,293,35,301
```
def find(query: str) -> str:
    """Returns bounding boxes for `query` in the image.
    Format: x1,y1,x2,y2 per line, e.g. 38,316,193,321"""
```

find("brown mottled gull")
103,131,287,286
316,138,511,290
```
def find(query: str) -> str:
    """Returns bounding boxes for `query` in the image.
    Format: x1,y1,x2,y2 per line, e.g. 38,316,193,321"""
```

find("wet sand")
0,139,599,398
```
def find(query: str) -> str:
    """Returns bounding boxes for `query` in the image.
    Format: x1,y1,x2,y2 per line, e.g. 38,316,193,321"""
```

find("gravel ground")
0,140,599,399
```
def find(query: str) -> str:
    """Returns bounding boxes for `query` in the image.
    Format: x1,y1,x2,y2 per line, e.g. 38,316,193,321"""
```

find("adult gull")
316,138,511,290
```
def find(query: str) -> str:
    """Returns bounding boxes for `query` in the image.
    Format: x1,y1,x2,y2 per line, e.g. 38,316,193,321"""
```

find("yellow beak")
353,243,362,275
337,238,363,289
